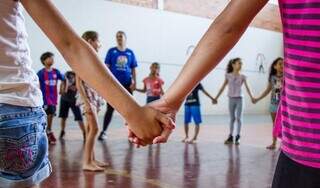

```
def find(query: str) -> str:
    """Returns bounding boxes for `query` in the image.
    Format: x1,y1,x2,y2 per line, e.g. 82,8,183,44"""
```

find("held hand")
126,105,175,146
127,98,178,146
148,98,178,144
252,98,259,104
212,98,218,104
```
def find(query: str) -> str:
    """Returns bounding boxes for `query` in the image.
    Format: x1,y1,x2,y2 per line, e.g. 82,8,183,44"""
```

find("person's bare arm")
215,79,228,101
244,80,254,100
201,87,214,100
131,68,137,91
160,85,164,96
21,0,139,120
59,81,66,95
135,83,147,93
254,82,272,103
162,0,268,109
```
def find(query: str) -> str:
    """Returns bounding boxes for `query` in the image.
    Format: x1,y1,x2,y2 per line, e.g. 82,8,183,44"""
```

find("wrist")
122,102,141,123
162,94,182,111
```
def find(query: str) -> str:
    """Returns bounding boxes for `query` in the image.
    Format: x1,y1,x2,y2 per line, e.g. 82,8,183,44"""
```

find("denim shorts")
0,104,52,188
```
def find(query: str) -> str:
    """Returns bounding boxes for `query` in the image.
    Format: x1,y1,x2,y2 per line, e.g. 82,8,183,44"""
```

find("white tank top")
0,0,43,107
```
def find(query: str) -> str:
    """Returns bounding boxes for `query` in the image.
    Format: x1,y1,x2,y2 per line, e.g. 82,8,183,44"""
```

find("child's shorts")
43,105,56,116
146,96,160,104
184,105,202,125
59,98,83,121
0,104,52,188
269,103,279,113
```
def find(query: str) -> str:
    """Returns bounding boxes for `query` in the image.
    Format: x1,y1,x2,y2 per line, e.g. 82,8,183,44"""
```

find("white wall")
25,0,283,115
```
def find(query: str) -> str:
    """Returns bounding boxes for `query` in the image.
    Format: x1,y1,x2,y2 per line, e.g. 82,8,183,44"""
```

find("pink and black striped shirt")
277,0,320,168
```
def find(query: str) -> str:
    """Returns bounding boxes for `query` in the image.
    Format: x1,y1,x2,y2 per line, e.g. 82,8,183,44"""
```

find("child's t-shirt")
37,68,64,106
61,71,77,103
270,75,283,105
277,0,320,168
143,76,164,97
0,0,43,107
225,73,246,98
185,84,204,106
105,47,138,86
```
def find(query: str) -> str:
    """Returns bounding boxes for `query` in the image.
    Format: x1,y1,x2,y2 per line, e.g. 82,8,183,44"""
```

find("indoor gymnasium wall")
25,0,283,115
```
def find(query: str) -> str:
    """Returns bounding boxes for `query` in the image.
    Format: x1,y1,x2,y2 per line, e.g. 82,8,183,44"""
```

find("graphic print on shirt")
115,55,128,71
271,76,282,105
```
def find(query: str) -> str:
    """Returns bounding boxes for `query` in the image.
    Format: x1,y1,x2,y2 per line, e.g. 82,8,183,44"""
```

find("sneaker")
224,135,233,145
98,132,107,141
235,135,241,145
59,130,65,139
47,132,56,145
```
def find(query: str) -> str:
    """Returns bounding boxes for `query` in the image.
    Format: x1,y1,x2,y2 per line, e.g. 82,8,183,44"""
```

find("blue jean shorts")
0,104,51,188
184,105,202,125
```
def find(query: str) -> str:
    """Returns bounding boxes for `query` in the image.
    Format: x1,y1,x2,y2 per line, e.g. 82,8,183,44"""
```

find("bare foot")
266,144,276,150
83,163,105,172
181,137,188,143
94,160,109,168
188,139,197,144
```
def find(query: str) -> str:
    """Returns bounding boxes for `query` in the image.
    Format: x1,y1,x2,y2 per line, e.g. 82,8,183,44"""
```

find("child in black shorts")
59,71,86,140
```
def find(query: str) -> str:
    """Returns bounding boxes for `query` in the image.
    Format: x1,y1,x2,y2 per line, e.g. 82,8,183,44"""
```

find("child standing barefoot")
136,62,164,104
214,58,254,145
253,58,283,150
77,31,107,171
182,83,216,144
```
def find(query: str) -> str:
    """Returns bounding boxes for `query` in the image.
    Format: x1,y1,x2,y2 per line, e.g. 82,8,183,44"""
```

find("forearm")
244,81,253,99
163,0,267,107
22,0,141,120
135,88,146,93
132,69,136,85
215,85,226,99
246,87,254,99
202,90,214,100
257,86,272,100
59,82,65,95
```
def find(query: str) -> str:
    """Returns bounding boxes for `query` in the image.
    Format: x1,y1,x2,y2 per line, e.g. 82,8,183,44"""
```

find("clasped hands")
125,98,179,147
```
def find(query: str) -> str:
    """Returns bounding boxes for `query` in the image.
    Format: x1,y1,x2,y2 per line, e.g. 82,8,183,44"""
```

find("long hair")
227,58,241,73
269,57,283,82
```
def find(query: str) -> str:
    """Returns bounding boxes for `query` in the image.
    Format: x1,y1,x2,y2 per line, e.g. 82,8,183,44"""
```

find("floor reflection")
40,139,278,188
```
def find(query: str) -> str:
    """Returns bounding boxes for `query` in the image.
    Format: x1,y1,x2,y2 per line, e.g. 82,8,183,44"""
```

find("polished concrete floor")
40,115,279,188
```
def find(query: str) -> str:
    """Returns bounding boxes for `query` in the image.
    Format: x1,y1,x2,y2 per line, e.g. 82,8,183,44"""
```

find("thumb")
153,128,172,144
